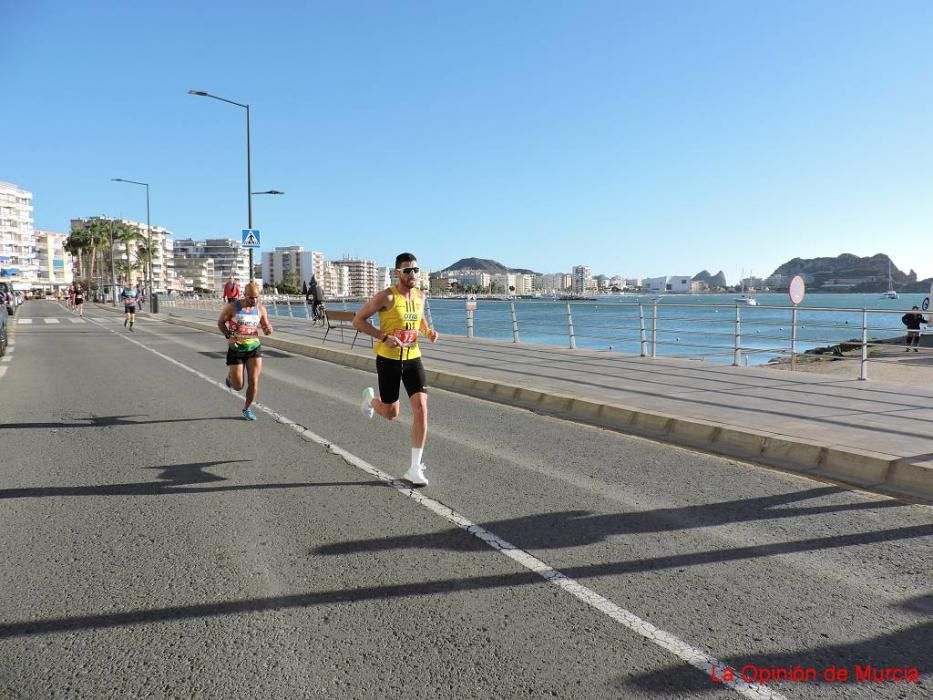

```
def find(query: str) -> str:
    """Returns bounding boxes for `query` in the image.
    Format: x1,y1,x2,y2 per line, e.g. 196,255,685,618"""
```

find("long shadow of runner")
0,460,384,499
0,416,244,429
314,486,906,555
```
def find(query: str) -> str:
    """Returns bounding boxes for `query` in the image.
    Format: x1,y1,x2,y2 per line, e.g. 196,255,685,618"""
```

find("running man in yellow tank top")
353,252,439,486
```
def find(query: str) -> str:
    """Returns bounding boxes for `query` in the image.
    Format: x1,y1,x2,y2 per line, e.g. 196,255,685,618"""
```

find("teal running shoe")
242,407,257,421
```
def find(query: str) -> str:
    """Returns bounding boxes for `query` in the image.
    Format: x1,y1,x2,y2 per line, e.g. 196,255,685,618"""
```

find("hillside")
440,257,538,275
768,253,928,292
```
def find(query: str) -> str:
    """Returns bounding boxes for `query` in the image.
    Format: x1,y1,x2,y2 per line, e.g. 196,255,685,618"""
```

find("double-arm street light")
188,89,283,282
111,178,154,312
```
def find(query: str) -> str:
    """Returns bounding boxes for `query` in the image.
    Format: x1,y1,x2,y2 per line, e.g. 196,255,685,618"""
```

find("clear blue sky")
6,0,933,284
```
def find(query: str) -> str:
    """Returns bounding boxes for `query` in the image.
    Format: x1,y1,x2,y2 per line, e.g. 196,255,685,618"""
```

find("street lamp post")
189,90,283,283
111,178,154,312
109,218,117,306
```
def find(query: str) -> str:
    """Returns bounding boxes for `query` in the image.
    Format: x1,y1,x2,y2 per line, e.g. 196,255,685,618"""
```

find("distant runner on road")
353,252,439,487
120,282,141,331
73,285,85,317
217,282,273,421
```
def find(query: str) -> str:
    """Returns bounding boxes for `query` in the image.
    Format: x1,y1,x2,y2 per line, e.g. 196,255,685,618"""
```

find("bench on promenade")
322,309,372,349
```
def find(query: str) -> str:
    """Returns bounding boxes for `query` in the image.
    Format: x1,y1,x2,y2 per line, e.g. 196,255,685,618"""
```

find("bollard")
566,303,576,349
639,304,647,357
733,305,742,367
859,308,869,380
151,293,159,314
509,301,520,343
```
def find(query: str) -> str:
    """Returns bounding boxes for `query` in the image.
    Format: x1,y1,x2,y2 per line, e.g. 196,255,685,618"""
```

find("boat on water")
734,270,758,305
880,260,898,299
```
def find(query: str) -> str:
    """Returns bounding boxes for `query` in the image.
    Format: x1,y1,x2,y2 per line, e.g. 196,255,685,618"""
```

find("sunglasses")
398,266,420,274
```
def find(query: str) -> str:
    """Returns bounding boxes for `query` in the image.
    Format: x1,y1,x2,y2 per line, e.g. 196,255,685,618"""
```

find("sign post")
242,229,260,282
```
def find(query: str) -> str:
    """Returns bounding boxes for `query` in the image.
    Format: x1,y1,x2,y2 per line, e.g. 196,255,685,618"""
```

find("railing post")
509,301,520,343
424,298,434,330
651,302,658,358
566,303,576,349
733,305,742,366
639,304,647,357
859,308,869,380
303,297,310,319
286,296,292,318
272,298,279,317
466,307,474,338
790,306,798,372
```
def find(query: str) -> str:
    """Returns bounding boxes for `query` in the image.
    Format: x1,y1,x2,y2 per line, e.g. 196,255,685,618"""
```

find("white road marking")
17,318,32,324
89,317,787,700
44,318,60,324
69,318,86,323
0,366,6,378
1,356,11,363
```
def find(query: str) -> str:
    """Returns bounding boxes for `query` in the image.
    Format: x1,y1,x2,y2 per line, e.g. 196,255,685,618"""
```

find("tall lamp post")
188,89,283,283
109,217,117,306
111,178,154,312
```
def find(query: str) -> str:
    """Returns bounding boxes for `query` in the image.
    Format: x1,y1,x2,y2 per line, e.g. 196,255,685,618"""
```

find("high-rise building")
173,238,250,292
261,246,324,290
70,216,175,292
0,181,37,289
572,265,592,294
35,230,72,289
334,257,380,298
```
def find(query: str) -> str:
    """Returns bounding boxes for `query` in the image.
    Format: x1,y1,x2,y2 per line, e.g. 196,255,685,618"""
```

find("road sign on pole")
242,229,261,248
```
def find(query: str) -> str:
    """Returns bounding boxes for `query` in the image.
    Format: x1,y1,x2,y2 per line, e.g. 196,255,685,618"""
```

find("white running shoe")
360,387,375,419
402,463,428,487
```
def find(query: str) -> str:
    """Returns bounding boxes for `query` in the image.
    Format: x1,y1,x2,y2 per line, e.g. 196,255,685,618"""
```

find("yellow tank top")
375,287,423,360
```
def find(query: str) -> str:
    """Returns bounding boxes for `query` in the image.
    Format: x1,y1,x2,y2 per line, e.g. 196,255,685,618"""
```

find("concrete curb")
160,313,931,504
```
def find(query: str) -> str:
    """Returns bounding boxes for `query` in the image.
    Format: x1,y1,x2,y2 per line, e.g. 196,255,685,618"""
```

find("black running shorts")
376,356,427,404
226,347,263,365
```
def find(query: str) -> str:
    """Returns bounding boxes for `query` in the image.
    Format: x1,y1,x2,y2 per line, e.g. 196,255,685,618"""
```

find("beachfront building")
70,216,175,293
646,276,693,293
174,238,250,292
0,181,38,289
333,257,380,298
261,246,325,290
535,273,571,292
571,265,591,294
173,255,215,294
35,230,72,290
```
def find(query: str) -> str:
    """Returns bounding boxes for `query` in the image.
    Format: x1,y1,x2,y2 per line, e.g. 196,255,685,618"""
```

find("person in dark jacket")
902,306,924,352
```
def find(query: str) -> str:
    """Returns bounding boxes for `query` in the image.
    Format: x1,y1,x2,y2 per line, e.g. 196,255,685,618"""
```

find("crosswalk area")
16,316,137,325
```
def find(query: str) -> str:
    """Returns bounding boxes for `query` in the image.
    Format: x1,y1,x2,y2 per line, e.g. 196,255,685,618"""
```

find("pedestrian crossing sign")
242,229,261,248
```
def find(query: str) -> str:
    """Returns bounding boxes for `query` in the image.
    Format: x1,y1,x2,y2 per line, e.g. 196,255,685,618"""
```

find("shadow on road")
0,415,244,429
0,460,384,499
313,486,908,554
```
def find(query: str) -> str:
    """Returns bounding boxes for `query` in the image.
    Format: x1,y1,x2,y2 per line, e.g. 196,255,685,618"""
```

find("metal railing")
159,295,928,379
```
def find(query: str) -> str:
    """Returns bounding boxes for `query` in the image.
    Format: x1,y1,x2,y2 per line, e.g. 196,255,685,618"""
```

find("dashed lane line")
87,316,787,700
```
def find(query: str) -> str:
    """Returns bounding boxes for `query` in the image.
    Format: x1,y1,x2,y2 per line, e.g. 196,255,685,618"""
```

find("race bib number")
392,329,418,347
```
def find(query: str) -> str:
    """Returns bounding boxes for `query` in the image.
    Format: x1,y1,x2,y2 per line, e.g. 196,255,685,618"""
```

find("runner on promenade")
216,282,273,421
222,275,240,304
353,252,439,486
120,281,141,331
73,285,85,317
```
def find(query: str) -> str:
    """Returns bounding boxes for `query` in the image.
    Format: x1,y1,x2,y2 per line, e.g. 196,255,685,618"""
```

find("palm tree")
111,222,139,283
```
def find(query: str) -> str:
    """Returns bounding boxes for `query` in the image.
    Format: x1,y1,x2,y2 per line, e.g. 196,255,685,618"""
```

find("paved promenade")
160,304,933,503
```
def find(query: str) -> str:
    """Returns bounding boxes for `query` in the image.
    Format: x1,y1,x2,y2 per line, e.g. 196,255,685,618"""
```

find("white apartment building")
261,246,324,290
173,256,215,293
35,230,72,289
572,265,592,294
70,216,175,293
334,257,380,298
324,261,350,298
0,181,38,289
174,238,250,292
646,275,693,293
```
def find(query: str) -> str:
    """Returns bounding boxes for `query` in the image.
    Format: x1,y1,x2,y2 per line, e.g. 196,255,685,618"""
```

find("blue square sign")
242,229,261,248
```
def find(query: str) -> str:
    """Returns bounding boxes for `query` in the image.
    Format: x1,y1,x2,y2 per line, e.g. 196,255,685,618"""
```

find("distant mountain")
440,257,538,275
692,269,728,288
769,253,927,292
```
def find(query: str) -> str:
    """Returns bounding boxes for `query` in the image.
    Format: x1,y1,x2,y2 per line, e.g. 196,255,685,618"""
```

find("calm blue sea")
424,293,930,365
268,292,929,365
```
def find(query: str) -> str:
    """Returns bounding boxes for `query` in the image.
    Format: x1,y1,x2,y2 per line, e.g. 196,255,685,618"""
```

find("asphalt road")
1,301,930,699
